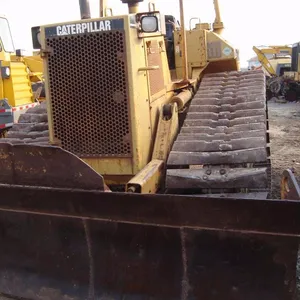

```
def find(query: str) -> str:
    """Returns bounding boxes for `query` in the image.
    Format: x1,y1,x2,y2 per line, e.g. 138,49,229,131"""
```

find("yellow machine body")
0,16,36,108
39,11,239,185
174,24,239,79
40,15,173,184
252,45,292,77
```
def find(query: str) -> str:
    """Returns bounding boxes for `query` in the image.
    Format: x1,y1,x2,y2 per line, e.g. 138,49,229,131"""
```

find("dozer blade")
0,144,299,300
0,143,105,190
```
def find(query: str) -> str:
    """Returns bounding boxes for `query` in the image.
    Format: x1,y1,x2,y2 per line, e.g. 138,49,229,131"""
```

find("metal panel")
46,30,132,157
147,40,164,96
0,143,104,190
207,41,222,59
0,185,299,299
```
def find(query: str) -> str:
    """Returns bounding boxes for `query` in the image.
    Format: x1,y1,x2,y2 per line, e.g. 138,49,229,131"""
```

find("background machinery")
252,45,292,100
0,15,44,137
282,41,300,101
0,0,299,299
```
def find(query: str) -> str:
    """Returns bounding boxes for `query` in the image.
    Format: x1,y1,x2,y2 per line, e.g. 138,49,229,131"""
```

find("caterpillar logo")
56,21,112,36
44,18,125,38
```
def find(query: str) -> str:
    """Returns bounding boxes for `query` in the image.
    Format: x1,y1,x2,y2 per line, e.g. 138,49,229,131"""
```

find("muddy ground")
268,99,300,199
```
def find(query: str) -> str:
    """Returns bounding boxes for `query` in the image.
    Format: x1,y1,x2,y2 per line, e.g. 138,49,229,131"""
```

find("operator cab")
0,16,15,60
164,15,180,70
291,42,300,72
276,63,291,76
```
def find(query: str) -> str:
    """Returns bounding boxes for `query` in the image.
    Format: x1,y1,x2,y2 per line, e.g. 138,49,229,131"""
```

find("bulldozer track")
166,70,271,195
0,101,50,145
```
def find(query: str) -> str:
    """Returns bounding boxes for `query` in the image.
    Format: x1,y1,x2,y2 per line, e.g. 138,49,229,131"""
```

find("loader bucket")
0,144,299,300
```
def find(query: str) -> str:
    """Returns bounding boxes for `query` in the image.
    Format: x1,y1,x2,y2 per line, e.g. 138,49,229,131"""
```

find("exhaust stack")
121,0,143,14
79,0,91,19
213,0,224,35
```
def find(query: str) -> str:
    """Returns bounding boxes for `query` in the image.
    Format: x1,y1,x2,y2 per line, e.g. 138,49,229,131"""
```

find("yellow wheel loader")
0,1,299,299
0,15,45,136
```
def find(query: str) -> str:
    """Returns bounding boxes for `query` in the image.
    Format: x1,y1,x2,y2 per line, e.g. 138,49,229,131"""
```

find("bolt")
220,169,226,175
203,175,208,180
206,169,212,175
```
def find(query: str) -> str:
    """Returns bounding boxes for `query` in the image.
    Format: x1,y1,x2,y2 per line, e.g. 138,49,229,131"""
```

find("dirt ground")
268,99,300,199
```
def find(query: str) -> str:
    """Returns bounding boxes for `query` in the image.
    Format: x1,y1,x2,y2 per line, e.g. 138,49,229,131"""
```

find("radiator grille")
46,30,131,157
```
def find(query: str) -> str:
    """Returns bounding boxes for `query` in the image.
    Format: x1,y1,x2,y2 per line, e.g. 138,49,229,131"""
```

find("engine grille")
46,30,132,157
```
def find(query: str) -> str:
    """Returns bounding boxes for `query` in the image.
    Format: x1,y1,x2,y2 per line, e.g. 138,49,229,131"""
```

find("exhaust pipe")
121,0,143,14
79,0,91,19
213,0,224,35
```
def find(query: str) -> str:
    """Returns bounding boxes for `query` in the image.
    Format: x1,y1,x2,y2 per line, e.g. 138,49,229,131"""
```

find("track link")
166,70,271,196
0,101,50,145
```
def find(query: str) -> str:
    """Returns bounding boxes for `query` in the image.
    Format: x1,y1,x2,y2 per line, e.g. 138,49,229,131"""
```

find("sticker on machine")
44,18,124,38
223,47,232,56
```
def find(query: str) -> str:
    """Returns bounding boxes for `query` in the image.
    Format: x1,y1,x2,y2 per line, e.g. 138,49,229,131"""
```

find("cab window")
0,17,14,52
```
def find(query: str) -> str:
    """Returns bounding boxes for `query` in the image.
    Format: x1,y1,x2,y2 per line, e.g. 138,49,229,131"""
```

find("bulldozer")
0,0,299,299
0,15,45,137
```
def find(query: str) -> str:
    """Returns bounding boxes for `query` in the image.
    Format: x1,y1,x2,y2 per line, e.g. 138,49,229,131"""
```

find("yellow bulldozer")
0,15,45,137
0,1,299,299
252,45,292,100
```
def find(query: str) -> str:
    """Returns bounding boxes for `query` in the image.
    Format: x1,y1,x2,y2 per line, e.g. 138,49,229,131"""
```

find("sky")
1,0,299,67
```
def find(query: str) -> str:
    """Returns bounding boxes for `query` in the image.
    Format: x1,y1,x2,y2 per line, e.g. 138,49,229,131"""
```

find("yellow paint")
42,14,174,181
22,55,44,82
37,6,240,188
126,159,164,193
253,45,292,76
82,157,133,175
0,16,44,109
2,61,34,107
174,25,239,79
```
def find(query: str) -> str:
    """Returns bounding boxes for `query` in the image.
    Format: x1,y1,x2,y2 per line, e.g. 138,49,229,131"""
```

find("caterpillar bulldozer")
0,0,299,299
0,15,44,137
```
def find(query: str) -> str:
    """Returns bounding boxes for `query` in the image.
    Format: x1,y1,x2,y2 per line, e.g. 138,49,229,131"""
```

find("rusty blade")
0,185,299,299
0,185,299,236
0,211,298,300
0,143,104,190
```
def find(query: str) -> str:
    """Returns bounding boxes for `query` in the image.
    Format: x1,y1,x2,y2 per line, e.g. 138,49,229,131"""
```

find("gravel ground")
268,99,300,199
267,99,300,299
